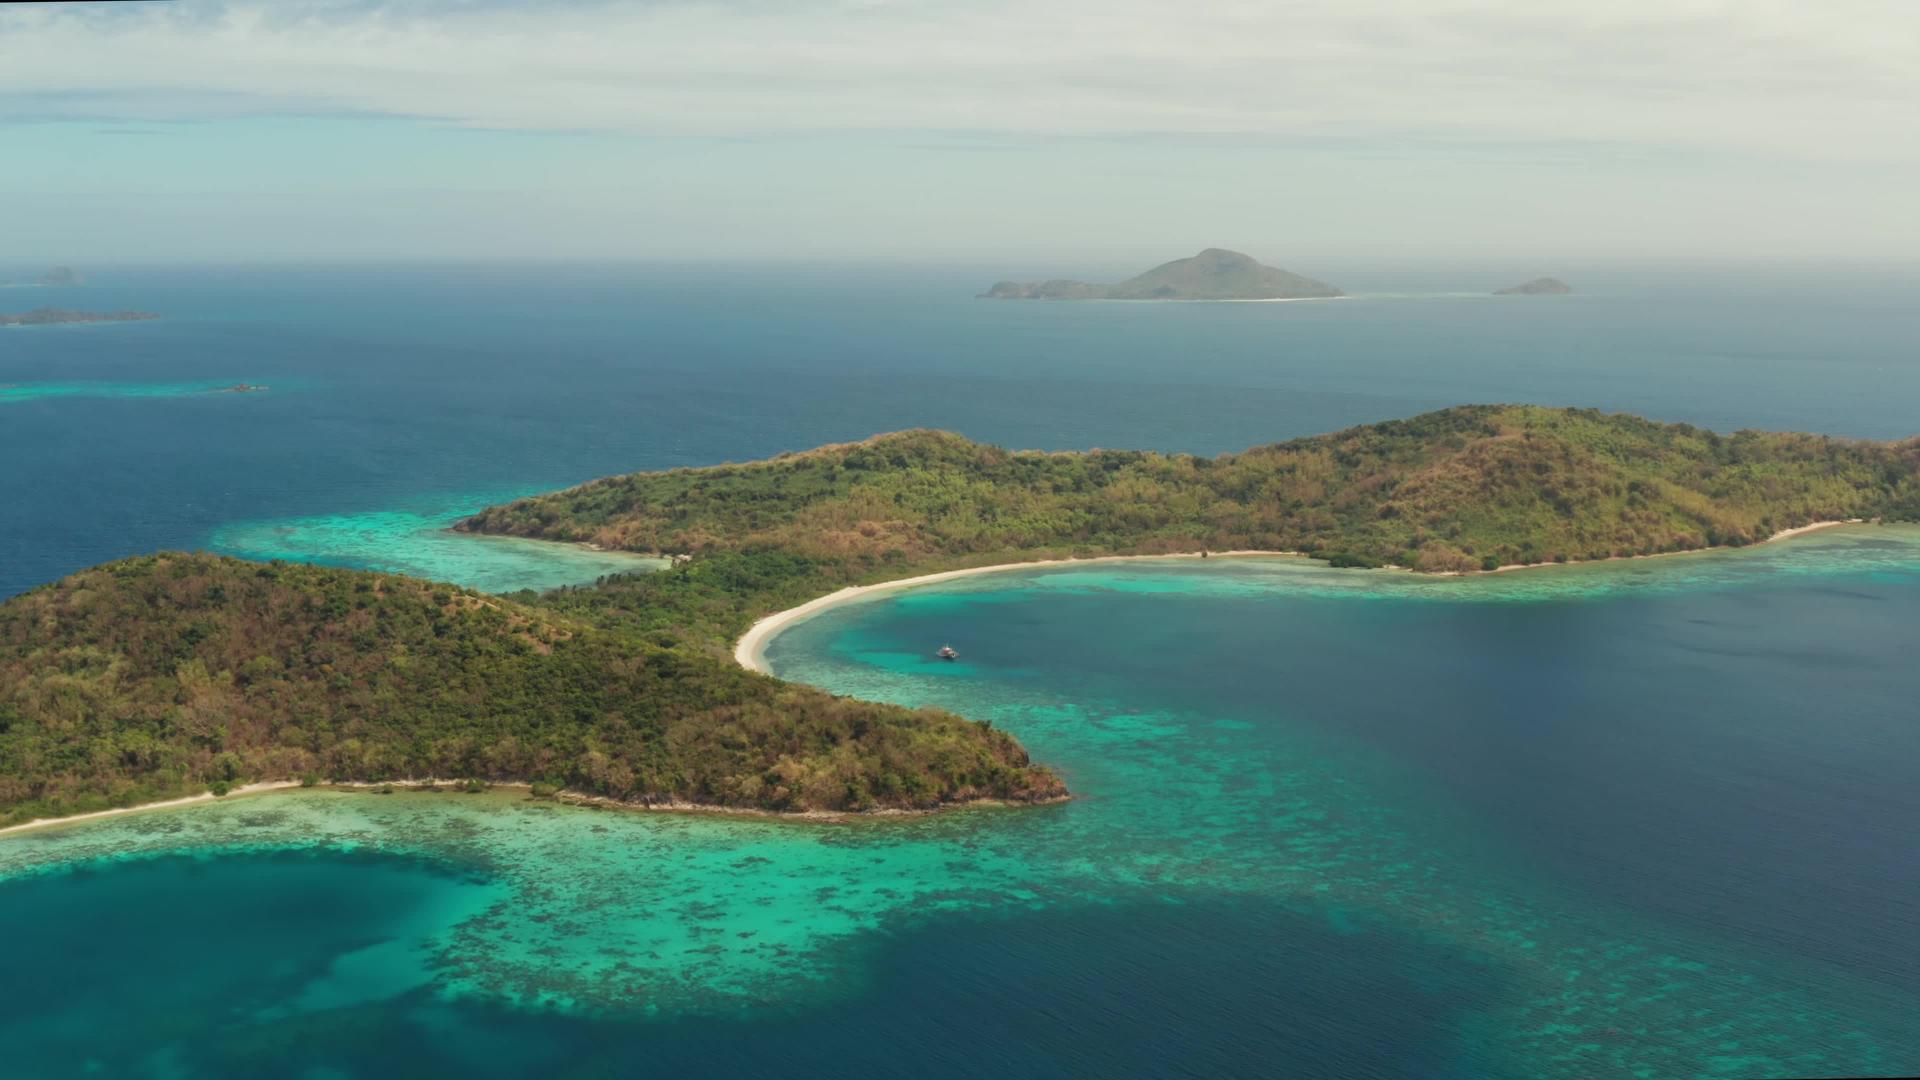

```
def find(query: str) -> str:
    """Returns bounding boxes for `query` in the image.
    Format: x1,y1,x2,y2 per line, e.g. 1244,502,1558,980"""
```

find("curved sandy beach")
733,550,1307,674
732,522,1866,675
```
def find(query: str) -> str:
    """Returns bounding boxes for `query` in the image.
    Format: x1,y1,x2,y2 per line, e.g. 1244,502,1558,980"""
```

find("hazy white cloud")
2,0,1915,161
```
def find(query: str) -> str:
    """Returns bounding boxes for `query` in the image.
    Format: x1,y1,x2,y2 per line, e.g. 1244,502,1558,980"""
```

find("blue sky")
3,1,1915,261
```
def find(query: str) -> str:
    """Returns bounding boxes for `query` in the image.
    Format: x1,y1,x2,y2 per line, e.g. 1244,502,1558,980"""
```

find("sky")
1,0,1916,263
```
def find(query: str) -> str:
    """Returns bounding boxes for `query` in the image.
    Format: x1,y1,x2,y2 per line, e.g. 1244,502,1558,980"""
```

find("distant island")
982,248,1342,301
214,384,269,394
0,307,157,327
8,404,1919,829
1,267,84,288
1495,277,1572,295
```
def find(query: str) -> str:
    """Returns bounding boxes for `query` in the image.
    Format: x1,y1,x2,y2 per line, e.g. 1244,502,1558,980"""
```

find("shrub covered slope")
467,404,1920,578
0,554,1063,825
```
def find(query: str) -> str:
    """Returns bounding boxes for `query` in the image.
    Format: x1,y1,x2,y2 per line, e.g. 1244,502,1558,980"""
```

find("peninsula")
0,307,157,326
1496,277,1572,295
981,248,1342,301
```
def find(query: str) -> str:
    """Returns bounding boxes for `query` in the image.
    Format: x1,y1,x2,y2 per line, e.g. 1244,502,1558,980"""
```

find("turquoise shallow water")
204,494,667,594
6,527,1920,1077
0,380,269,404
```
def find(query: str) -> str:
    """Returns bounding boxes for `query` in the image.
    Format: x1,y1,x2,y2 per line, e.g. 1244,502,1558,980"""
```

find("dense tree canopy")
467,404,1920,581
0,555,1062,825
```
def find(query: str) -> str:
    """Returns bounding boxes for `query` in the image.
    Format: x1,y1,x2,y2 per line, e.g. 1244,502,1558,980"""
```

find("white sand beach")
734,522,1873,673
732,550,1304,674
0,780,302,837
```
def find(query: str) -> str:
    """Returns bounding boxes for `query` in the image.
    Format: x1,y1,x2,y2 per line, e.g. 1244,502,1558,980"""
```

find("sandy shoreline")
0,781,302,838
0,777,1066,839
732,550,1307,674
733,522,1869,674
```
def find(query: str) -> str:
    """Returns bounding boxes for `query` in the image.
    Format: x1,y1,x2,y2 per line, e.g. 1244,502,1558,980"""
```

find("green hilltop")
0,554,1063,825
464,404,1920,581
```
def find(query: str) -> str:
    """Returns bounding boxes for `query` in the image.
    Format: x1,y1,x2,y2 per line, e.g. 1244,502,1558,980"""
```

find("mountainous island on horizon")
1496,276,1573,295
982,248,1343,301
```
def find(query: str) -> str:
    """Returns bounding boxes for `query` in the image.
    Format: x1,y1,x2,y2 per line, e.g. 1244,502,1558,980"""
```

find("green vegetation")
9,404,1918,828
466,404,1920,606
0,554,1063,826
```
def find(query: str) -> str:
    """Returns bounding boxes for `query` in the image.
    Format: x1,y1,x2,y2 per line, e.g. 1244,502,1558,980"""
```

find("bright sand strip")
732,551,1303,675
733,521,1869,674
0,780,302,838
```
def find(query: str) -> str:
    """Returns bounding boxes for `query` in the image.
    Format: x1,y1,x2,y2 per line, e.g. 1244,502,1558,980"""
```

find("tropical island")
4,405,1918,829
1496,277,1572,295
981,248,1342,301
462,405,1919,583
0,554,1064,826
0,307,157,327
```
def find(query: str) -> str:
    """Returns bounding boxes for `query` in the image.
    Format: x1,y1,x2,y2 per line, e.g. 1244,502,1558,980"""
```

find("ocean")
4,259,1918,598
3,261,1919,1077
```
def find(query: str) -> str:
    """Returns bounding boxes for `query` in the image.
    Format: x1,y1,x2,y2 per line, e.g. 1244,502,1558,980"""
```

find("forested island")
6,405,1919,828
0,307,157,326
464,405,1920,582
982,248,1341,301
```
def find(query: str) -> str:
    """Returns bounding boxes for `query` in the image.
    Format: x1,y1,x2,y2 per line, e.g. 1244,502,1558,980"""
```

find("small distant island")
0,307,158,327
982,248,1342,301
1,267,84,288
214,384,269,394
1495,277,1572,295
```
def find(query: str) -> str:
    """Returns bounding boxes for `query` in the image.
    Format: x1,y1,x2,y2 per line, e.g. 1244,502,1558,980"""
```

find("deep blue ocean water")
4,262,1920,1077
4,260,1917,598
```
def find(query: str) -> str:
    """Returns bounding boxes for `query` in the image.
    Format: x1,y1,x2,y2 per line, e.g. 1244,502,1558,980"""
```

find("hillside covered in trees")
0,554,1063,826
9,405,1917,827
466,404,1920,585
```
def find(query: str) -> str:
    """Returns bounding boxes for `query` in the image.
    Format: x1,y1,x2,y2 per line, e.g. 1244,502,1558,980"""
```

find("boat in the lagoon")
937,644,959,660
